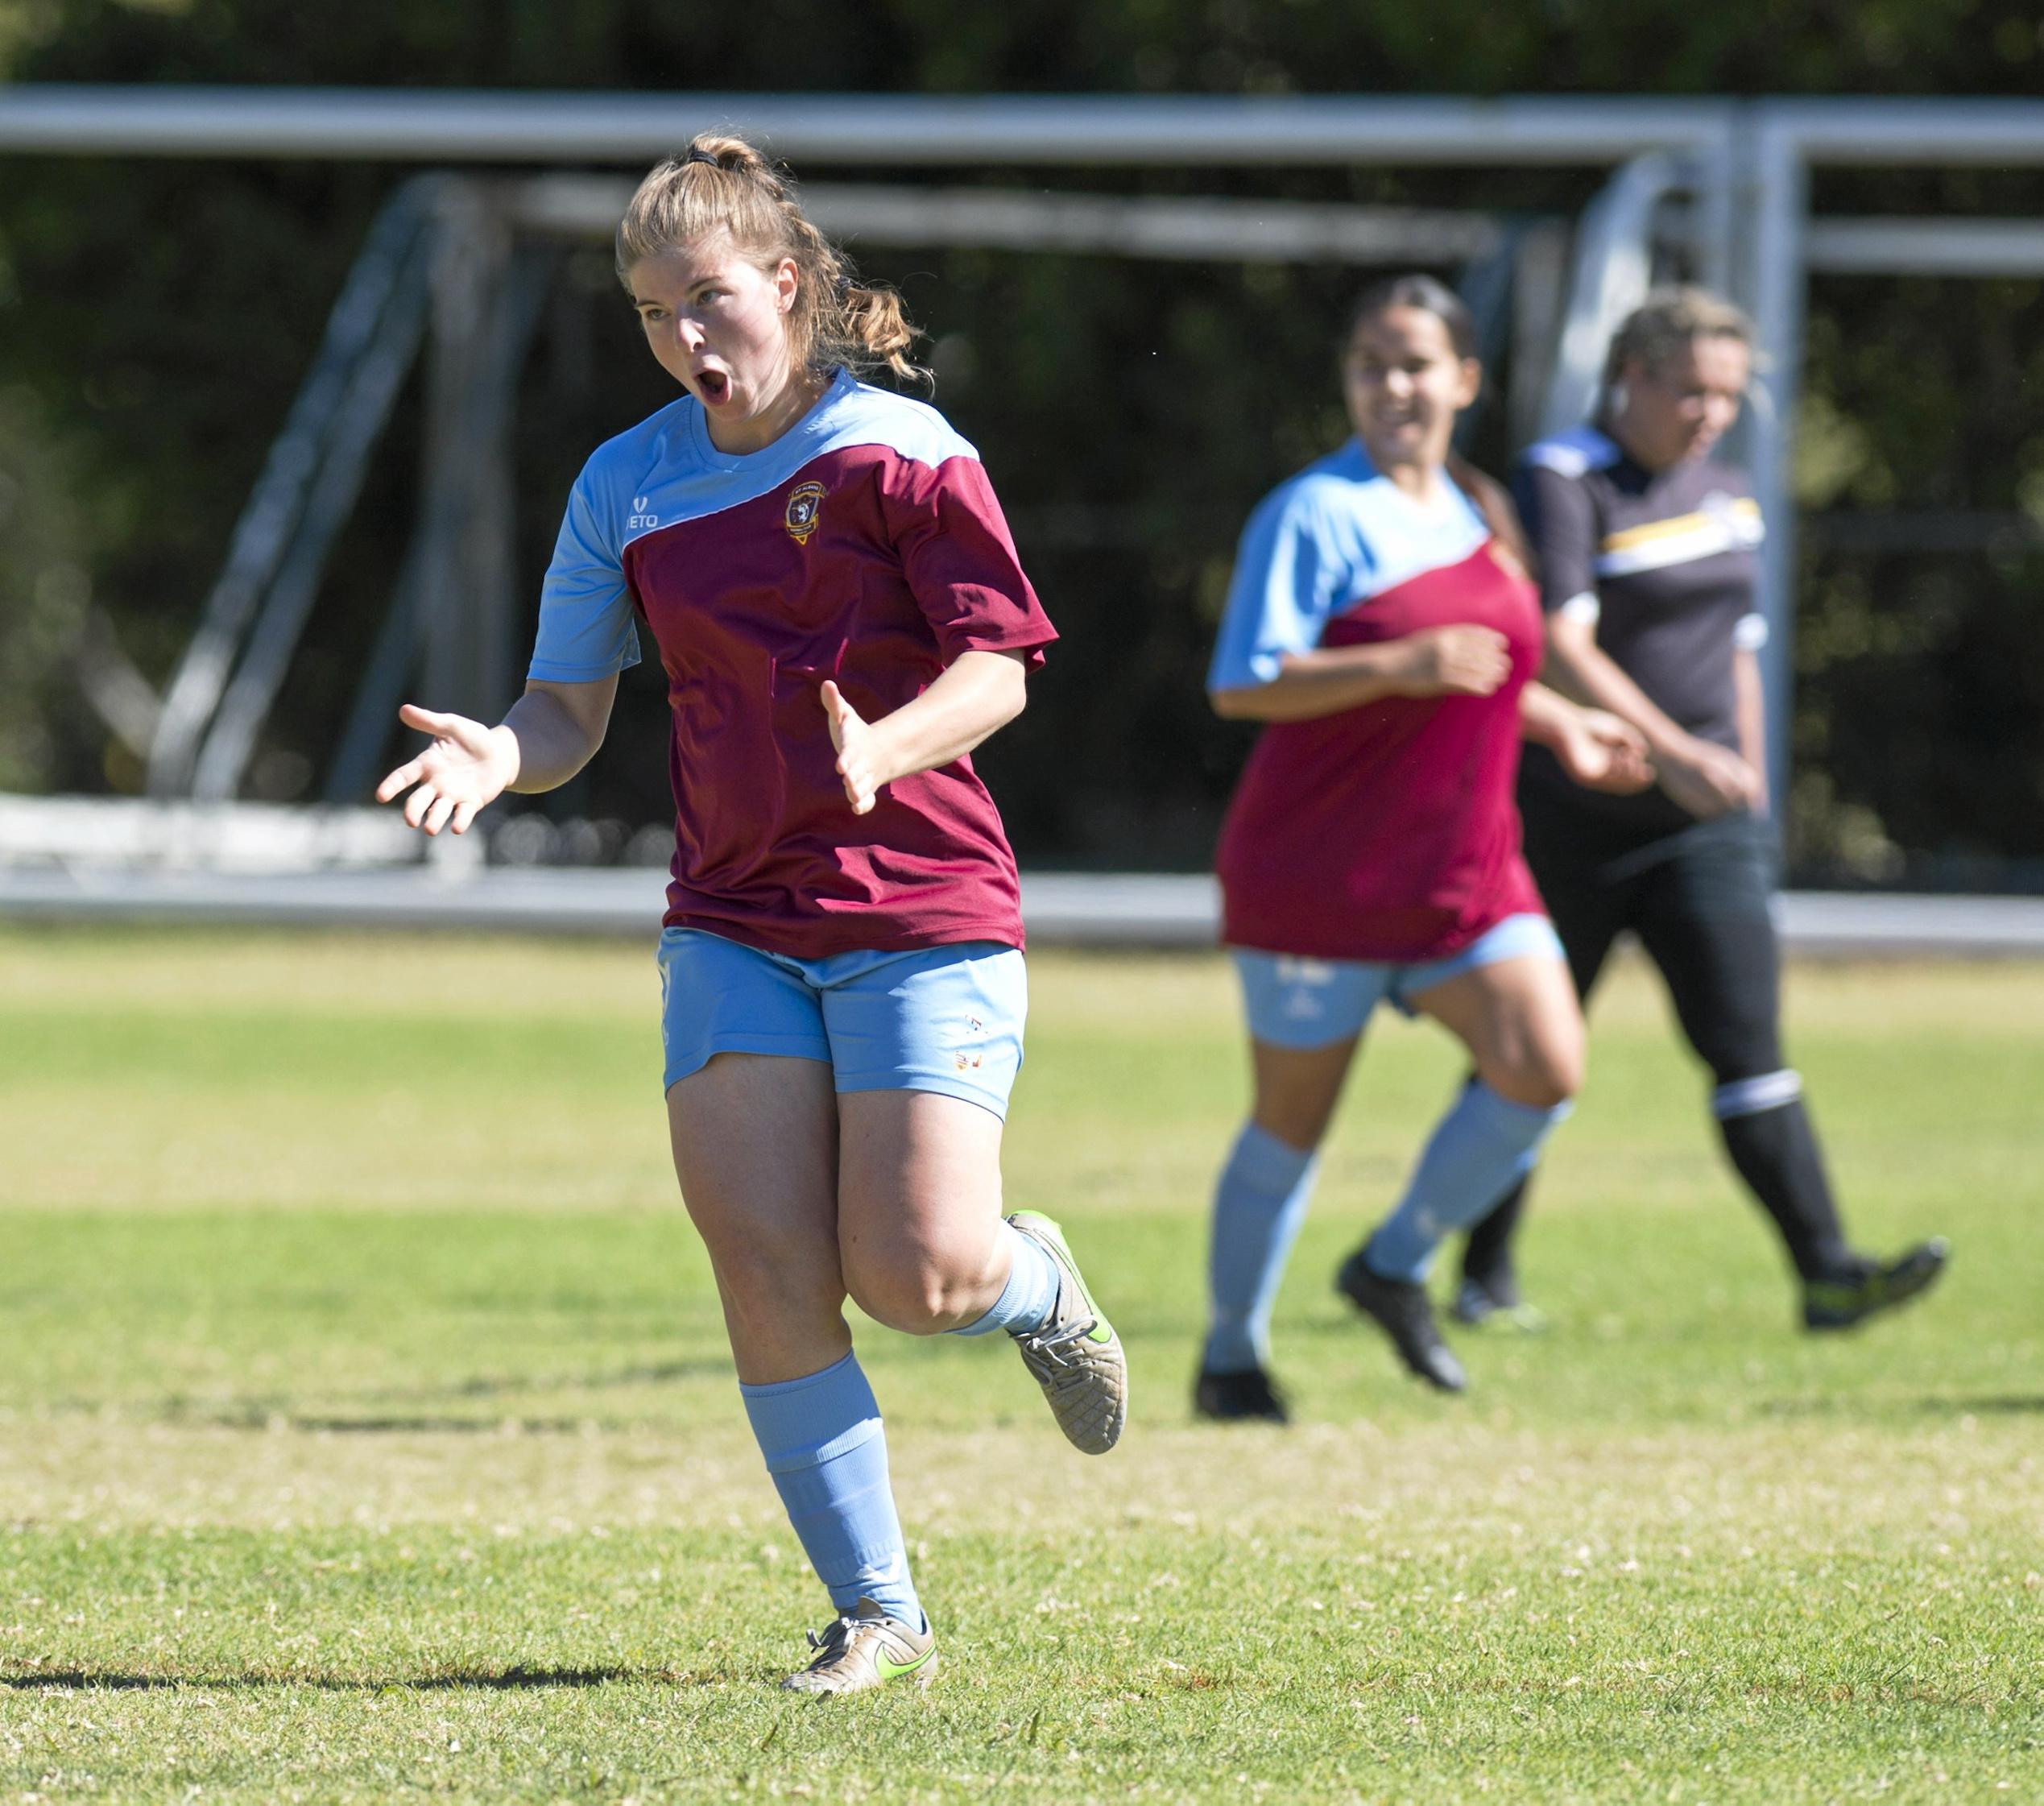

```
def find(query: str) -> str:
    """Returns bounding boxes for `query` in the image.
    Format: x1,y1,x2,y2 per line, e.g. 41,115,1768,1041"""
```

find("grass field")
2,926,2040,1802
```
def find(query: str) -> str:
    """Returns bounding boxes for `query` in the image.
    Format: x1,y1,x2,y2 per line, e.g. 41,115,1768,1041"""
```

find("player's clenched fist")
820,680,886,815
1396,623,1513,698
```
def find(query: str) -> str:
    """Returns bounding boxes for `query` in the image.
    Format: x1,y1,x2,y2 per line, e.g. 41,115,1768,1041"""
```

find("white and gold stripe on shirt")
1595,495,1764,578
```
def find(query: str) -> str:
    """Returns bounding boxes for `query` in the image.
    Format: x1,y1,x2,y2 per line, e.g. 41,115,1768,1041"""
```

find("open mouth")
695,368,732,406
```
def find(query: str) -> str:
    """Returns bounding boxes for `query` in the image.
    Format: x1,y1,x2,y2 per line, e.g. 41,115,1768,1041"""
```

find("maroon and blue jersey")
531,370,1056,959
1208,441,1545,964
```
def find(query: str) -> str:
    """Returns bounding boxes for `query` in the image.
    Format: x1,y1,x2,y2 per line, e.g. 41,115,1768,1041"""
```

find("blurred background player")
375,136,1126,1693
1455,287,1948,1334
1194,275,1650,1420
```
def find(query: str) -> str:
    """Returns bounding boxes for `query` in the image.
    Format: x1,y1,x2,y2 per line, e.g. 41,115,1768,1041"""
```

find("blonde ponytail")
617,135,928,386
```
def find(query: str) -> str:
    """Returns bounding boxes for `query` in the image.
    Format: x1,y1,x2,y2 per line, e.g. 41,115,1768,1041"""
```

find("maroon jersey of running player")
530,370,1057,959
1206,441,1544,964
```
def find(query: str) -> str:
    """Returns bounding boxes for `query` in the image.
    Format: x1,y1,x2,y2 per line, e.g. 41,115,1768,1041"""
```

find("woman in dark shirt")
1457,288,1947,1334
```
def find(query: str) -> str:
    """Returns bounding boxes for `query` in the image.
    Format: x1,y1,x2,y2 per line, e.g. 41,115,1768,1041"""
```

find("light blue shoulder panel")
529,374,979,683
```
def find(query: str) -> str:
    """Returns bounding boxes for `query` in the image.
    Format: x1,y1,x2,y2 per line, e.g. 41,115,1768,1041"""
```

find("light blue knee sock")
1202,1122,1319,1373
739,1351,922,1629
1365,1081,1571,1284
948,1219,1061,1337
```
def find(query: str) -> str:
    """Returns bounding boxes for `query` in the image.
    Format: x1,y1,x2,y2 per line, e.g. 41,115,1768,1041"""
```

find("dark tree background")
2,0,2042,884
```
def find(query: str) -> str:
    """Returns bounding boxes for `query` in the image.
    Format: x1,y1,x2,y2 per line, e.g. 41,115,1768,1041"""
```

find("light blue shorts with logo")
657,926,1027,1120
1232,912,1565,1050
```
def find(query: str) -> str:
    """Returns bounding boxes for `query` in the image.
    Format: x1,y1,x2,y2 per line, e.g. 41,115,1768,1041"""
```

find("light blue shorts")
656,927,1027,1119
1233,913,1565,1050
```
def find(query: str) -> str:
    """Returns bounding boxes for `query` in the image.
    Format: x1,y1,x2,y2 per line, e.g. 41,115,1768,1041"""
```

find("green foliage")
0,386,92,789
1,930,2040,1798
1795,275,2044,882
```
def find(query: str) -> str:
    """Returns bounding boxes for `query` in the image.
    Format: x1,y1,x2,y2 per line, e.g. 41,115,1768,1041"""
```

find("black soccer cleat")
1452,1277,1550,1335
1336,1251,1467,1393
1193,1363,1291,1424
1802,1238,1950,1332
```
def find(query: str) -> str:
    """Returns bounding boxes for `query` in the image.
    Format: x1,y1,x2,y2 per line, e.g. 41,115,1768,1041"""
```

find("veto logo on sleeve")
784,481,826,545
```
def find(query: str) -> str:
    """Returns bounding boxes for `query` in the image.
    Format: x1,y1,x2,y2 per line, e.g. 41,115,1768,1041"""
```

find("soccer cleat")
1452,1278,1550,1335
1193,1363,1290,1424
1802,1238,1950,1331
1336,1250,1468,1393
1005,1211,1128,1454
780,1597,938,1695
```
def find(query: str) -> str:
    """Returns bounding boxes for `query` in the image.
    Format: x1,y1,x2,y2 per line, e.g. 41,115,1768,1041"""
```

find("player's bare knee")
1486,1039,1581,1109
1249,1095,1335,1153
713,1234,841,1319
844,1261,979,1336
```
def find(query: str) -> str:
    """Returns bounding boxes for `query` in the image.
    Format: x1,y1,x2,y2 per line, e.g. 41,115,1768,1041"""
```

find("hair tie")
683,146,719,168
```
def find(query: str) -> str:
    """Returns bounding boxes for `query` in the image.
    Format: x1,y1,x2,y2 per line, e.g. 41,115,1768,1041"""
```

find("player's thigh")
1525,847,1633,1004
1232,949,1381,1149
1409,952,1584,1107
659,931,844,1312
836,1087,1010,1325
1248,1036,1363,1151
666,1051,842,1283
818,942,1024,1323
1632,818,1784,1080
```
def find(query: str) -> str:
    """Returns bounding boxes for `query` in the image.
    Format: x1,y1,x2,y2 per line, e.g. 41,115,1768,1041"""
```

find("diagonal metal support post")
145,176,440,797
325,222,555,804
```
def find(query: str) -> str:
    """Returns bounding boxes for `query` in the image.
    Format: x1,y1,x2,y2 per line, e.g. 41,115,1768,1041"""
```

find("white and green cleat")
1006,1210,1128,1455
780,1597,938,1696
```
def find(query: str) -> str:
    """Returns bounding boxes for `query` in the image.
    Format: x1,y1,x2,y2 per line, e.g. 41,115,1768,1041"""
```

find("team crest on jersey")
784,482,826,546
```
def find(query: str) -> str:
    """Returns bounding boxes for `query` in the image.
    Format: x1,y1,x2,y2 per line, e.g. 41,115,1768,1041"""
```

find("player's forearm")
1732,647,1769,809
1545,630,1691,757
1210,642,1417,723
1516,681,1583,750
867,648,1028,783
503,682,612,793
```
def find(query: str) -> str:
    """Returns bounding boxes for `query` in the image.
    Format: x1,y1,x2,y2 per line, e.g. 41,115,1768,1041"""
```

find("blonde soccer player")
1456,288,1946,1332
377,137,1125,1694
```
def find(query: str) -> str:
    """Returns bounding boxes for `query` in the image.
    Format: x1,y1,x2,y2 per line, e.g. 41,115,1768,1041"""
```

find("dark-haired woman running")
1194,275,1650,1420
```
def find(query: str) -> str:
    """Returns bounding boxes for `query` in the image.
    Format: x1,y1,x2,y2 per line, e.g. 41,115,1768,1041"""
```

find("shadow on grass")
51,1356,737,1434
1760,1393,2044,1419
1,1664,715,1692
1914,1394,2044,1415
180,1412,631,1435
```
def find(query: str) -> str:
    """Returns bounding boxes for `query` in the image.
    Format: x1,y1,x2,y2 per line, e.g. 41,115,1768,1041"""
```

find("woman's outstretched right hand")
1394,625,1513,698
374,703,520,836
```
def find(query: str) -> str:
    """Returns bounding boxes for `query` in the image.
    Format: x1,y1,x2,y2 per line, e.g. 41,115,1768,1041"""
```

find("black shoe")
1802,1238,1950,1331
1336,1252,1467,1393
1452,1278,1551,1335
1193,1364,1290,1423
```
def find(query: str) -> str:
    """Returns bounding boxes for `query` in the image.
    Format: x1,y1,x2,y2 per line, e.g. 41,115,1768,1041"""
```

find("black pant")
1530,807,1785,1084
1463,805,1854,1286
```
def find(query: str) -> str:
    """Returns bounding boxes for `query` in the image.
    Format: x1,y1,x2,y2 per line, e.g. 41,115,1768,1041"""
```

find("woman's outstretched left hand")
821,680,888,815
1557,708,1654,794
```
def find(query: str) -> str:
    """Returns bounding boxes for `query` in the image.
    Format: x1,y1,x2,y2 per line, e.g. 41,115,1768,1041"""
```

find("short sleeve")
1511,458,1602,617
528,458,643,683
1206,483,1348,692
883,455,1057,669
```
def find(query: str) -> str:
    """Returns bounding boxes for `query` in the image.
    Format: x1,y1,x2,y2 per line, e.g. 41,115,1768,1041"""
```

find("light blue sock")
949,1219,1061,1337
739,1351,921,1628
1202,1121,1319,1373
1366,1081,1571,1284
